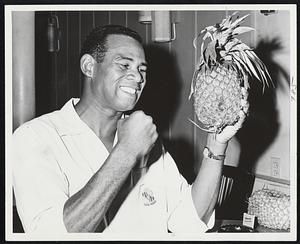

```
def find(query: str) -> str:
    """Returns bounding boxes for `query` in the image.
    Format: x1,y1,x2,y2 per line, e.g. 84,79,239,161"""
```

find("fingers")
122,111,158,154
234,109,246,129
117,117,126,128
215,89,249,143
241,99,249,115
149,132,159,151
241,87,249,116
241,87,249,100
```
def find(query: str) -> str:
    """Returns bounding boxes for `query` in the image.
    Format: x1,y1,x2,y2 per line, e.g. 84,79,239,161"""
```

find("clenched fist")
117,111,158,160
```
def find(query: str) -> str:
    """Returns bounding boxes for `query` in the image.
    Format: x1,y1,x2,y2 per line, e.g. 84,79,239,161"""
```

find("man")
13,25,248,234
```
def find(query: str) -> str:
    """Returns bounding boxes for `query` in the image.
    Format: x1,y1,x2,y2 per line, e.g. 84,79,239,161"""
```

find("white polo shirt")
12,98,214,234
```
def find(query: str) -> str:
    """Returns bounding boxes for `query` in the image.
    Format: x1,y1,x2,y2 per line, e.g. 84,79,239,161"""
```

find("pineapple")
248,189,290,230
189,12,272,133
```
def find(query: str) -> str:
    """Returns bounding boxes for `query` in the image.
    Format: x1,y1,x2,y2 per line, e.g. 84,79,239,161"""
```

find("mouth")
119,86,139,96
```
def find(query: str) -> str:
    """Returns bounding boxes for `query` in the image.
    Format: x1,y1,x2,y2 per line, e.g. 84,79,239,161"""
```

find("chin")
116,103,136,112
118,98,140,111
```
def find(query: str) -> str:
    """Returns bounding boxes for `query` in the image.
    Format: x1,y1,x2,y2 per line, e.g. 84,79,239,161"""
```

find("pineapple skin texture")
248,189,290,230
193,64,243,133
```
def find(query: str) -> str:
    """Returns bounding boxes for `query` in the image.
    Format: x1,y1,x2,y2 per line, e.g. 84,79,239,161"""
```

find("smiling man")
12,25,248,234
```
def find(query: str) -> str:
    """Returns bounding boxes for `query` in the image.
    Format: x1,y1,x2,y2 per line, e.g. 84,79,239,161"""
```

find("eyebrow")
116,55,148,67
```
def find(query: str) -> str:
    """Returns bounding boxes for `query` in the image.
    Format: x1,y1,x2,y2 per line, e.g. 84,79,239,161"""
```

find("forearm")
191,134,228,224
63,143,137,232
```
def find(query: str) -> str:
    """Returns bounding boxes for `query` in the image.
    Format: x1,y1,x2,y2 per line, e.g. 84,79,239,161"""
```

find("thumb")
117,114,131,127
233,110,246,130
117,117,126,128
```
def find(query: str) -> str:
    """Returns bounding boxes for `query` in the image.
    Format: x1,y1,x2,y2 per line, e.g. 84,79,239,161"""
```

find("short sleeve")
162,152,215,233
167,185,215,233
12,123,69,233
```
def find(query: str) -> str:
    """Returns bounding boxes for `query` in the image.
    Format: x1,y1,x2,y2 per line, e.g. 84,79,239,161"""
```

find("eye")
119,63,130,70
139,66,147,73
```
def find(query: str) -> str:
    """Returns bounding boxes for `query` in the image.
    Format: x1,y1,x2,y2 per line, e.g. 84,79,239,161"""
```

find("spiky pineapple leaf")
201,25,217,34
246,50,273,85
189,69,198,99
231,52,252,74
220,11,239,29
246,53,273,92
230,11,239,18
188,118,215,133
220,17,231,30
244,50,272,89
202,30,214,42
232,26,255,35
193,29,214,50
224,38,241,52
204,40,218,65
216,30,234,45
240,51,262,81
253,59,269,85
231,14,250,29
229,42,252,52
232,50,272,92
193,33,202,49
222,55,233,62
233,60,250,89
199,31,215,63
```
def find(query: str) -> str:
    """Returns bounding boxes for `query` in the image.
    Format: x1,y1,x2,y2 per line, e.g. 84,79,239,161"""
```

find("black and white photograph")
4,3,297,242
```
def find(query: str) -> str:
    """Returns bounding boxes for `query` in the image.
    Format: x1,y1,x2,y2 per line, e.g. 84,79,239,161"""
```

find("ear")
80,54,96,78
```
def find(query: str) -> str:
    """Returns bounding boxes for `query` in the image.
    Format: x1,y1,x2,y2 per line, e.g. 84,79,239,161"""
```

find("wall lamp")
139,11,179,43
47,12,61,52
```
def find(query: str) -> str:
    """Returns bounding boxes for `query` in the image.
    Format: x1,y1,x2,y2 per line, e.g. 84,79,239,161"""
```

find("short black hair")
80,25,143,63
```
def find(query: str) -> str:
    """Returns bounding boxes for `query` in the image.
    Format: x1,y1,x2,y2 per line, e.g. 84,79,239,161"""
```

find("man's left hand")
215,87,249,144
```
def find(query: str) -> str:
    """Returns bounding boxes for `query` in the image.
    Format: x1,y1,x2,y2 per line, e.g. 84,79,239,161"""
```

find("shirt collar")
58,98,123,146
58,98,92,135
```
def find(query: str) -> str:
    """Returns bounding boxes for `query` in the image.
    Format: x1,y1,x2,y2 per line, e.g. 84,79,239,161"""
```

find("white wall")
225,10,292,182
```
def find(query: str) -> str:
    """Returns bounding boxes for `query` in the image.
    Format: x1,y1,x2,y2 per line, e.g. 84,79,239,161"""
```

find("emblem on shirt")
141,187,156,206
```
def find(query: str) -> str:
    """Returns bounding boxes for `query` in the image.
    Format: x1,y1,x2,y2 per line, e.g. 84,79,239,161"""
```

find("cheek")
96,71,119,91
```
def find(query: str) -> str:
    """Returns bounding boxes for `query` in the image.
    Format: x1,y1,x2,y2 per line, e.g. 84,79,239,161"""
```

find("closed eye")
139,68,147,73
119,63,130,70
139,64,147,73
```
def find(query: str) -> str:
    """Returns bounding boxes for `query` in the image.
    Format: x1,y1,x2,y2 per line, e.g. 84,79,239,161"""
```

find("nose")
126,69,144,84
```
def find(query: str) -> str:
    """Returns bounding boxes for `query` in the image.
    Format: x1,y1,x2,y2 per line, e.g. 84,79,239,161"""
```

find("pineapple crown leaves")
189,12,273,99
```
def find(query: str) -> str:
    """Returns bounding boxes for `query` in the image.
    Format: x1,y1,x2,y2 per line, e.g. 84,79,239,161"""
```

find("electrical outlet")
271,157,280,177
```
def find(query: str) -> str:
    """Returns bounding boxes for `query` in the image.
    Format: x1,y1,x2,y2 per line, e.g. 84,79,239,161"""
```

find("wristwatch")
203,146,226,161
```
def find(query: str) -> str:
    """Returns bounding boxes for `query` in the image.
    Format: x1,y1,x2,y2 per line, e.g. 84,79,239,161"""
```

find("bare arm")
191,134,227,224
63,111,158,232
192,89,249,224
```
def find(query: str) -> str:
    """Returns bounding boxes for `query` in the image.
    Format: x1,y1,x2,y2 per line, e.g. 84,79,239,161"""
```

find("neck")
74,95,123,151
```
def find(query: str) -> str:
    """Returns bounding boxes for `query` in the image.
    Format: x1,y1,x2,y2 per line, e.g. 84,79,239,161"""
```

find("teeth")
120,86,136,94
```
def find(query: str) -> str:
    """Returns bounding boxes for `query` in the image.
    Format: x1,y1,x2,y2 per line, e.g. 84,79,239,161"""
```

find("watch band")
204,146,226,160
